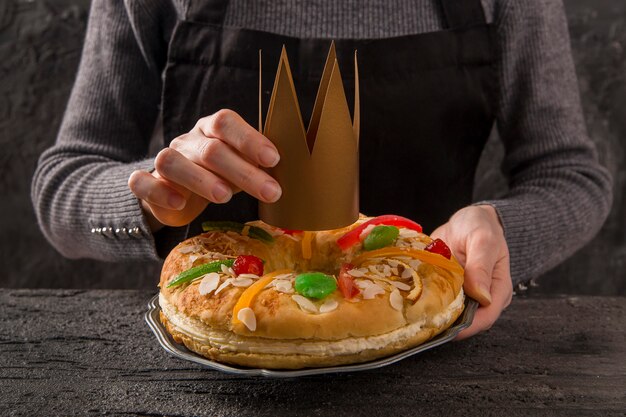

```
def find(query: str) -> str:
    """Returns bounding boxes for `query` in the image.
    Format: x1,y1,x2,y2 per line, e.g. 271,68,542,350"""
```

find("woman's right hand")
128,109,282,230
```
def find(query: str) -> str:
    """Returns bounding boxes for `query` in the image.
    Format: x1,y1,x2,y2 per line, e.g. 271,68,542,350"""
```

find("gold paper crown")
258,43,360,231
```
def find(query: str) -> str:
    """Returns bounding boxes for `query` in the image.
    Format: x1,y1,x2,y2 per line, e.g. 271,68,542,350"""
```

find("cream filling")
160,290,464,356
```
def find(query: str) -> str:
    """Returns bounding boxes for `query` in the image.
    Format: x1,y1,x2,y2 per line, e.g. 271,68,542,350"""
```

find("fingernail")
168,193,186,210
478,283,492,305
213,183,232,203
260,181,281,202
259,147,280,167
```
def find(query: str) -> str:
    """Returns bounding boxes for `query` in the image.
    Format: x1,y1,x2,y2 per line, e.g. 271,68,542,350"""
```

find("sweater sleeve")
477,0,613,285
31,0,183,261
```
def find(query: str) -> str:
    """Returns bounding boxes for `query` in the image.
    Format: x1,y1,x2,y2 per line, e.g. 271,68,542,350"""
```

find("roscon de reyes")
158,215,465,369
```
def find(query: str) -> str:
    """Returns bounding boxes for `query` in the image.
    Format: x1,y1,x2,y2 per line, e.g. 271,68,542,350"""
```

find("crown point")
259,44,359,230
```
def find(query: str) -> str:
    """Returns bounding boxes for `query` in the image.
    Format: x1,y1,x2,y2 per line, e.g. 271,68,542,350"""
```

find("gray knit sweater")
31,0,612,285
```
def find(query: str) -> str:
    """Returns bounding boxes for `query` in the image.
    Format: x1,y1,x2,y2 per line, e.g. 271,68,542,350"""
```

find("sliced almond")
347,269,366,277
392,259,423,302
359,224,376,240
390,281,412,291
319,299,339,313
355,279,374,290
399,229,419,238
291,295,318,313
215,278,233,294
237,307,256,331
411,242,427,250
401,268,413,279
362,283,385,299
389,289,404,311
273,279,294,294
365,275,392,287
187,255,199,268
237,273,260,279
231,277,254,287
178,244,201,254
198,272,220,296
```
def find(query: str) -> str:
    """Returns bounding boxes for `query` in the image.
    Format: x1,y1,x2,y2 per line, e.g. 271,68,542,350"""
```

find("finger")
455,304,496,340
173,134,282,203
455,272,512,340
462,233,502,306
491,254,513,310
154,148,233,204
128,170,186,210
429,225,447,241
195,109,280,168
149,192,211,228
456,257,512,340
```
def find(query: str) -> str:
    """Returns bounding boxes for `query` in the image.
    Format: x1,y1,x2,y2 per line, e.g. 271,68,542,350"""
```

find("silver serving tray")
145,294,477,378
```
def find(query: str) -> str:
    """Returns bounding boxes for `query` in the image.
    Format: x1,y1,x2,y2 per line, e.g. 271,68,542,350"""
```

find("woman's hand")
128,109,282,230
430,205,513,340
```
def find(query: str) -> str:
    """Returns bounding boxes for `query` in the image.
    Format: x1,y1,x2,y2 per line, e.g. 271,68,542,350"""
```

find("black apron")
161,0,495,237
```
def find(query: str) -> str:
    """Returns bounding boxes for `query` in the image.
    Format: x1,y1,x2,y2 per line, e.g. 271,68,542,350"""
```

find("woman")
32,0,612,339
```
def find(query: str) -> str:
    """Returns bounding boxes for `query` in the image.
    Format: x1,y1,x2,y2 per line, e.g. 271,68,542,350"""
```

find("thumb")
429,225,447,241
463,243,496,306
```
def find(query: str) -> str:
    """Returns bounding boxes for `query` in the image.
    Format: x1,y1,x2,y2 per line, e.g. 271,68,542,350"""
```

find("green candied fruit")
167,259,235,288
363,225,400,251
294,272,337,299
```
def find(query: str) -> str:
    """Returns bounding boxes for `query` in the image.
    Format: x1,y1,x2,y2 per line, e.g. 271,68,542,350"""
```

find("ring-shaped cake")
159,215,465,369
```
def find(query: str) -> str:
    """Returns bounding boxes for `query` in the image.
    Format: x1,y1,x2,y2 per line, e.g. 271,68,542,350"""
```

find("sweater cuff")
473,198,542,286
86,159,186,261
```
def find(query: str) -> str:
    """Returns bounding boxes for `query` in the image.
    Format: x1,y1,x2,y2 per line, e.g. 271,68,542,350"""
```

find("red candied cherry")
424,238,452,259
232,255,264,276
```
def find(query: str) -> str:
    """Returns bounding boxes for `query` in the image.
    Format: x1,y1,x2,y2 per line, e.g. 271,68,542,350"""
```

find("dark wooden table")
1,290,624,416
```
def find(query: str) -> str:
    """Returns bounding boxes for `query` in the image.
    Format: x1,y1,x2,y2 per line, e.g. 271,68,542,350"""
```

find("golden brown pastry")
158,215,465,369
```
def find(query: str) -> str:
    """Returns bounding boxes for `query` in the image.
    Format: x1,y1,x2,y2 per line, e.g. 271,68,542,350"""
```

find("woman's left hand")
430,205,513,340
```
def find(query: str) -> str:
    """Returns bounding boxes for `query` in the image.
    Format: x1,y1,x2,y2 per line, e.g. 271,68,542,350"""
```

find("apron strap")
186,0,230,26
440,0,487,29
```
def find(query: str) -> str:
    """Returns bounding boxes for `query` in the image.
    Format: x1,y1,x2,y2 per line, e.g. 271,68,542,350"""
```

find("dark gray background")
0,0,624,293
